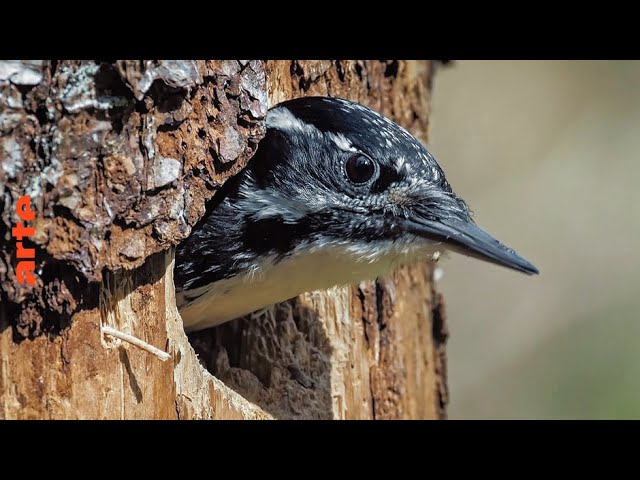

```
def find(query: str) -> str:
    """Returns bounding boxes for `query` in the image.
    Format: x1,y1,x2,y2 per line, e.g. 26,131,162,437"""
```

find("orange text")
12,195,36,286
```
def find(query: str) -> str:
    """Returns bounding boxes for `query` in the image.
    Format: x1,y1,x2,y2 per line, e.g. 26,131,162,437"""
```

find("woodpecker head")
230,96,538,276
175,96,537,330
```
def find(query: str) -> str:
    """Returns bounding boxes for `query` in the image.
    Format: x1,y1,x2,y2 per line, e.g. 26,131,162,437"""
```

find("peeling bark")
0,60,446,419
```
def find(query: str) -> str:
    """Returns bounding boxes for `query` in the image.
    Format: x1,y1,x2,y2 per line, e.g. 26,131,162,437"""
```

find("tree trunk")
0,60,448,419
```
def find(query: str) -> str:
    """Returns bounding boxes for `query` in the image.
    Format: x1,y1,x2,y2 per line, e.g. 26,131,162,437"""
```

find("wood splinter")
102,325,171,362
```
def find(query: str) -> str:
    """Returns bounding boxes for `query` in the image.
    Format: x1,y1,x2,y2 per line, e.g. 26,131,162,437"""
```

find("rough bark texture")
0,60,447,419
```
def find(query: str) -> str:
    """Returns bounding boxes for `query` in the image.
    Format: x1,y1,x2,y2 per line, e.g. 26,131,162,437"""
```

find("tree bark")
0,60,448,419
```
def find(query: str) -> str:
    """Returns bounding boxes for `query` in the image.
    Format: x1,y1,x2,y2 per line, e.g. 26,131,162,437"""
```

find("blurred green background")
428,60,640,419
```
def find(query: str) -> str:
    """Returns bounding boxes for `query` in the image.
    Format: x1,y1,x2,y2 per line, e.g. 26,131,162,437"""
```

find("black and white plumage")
175,96,538,332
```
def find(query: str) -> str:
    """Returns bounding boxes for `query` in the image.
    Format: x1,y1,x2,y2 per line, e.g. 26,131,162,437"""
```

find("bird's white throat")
177,239,439,332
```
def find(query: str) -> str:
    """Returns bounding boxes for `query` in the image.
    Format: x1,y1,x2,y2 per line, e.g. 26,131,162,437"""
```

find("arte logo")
12,195,37,286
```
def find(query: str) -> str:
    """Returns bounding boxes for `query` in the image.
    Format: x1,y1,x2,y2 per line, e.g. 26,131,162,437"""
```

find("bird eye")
345,154,376,184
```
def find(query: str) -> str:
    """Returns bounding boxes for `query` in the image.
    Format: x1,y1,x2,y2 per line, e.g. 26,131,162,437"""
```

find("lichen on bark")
1,60,266,338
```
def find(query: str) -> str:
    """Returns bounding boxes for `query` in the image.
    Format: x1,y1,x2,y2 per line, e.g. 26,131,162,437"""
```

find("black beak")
404,216,539,275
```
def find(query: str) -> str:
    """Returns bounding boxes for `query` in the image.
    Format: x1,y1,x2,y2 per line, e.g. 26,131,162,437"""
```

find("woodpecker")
175,96,538,332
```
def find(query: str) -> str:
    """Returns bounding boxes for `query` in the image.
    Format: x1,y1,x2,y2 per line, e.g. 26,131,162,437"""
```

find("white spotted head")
176,95,537,302
238,96,537,274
